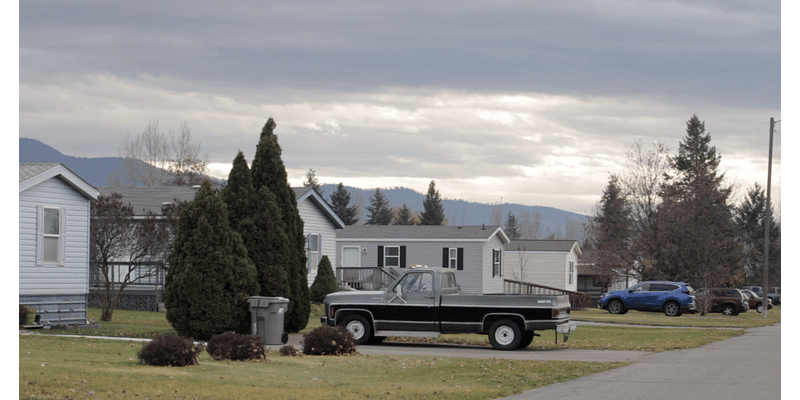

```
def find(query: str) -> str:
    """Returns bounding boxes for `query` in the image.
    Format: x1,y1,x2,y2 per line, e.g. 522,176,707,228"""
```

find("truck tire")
488,319,523,350
339,315,372,345
518,332,535,349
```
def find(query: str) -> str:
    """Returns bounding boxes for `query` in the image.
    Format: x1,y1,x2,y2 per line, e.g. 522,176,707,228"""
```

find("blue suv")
598,281,696,317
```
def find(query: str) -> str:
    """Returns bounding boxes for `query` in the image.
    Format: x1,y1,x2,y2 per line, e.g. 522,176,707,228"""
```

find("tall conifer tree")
250,118,310,332
165,181,259,340
419,180,445,225
330,183,359,225
365,188,393,225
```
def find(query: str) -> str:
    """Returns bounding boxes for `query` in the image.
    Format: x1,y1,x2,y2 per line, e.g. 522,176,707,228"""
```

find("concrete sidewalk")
497,323,781,400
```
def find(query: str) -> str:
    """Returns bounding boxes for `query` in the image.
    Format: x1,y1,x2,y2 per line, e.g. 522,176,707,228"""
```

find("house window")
568,261,574,285
442,248,463,270
384,246,400,267
492,249,502,277
307,234,321,272
39,206,64,266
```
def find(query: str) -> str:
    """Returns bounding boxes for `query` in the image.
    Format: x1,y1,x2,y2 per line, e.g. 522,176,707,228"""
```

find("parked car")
741,289,773,313
767,287,781,304
598,281,696,317
743,286,762,297
694,288,749,316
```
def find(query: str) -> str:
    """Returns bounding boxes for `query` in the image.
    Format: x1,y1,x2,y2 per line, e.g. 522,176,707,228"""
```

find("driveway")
498,323,781,400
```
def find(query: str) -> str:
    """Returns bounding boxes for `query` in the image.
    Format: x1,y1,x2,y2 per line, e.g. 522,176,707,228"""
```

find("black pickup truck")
321,266,576,350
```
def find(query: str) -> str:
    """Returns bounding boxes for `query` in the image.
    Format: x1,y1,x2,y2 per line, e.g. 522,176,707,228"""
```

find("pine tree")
365,188,394,225
303,168,323,195
393,204,417,225
589,174,634,285
309,256,338,303
250,118,310,333
504,212,520,239
164,181,259,340
653,115,742,287
734,183,780,285
222,152,290,299
329,183,359,225
419,180,445,225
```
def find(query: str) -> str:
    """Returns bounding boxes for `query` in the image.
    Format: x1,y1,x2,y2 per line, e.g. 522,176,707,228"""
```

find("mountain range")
19,137,588,239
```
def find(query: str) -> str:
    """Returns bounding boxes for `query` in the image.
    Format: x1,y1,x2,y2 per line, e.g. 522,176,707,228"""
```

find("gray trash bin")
247,296,289,345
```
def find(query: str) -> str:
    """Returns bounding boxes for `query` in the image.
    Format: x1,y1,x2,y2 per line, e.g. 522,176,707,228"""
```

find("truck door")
377,270,437,332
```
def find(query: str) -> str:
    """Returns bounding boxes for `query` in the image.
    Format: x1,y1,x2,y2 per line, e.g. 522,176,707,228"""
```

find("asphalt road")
498,323,781,400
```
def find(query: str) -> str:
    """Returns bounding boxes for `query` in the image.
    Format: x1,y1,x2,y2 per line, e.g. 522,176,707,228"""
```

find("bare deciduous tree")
90,193,170,321
112,119,208,186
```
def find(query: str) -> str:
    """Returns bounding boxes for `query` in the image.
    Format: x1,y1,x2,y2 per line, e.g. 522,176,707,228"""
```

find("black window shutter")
442,248,449,268
377,246,384,267
400,246,406,268
457,248,464,270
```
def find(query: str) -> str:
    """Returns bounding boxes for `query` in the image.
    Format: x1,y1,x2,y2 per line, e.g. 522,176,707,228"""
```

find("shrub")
206,332,266,361
138,334,204,367
302,325,357,356
279,345,299,357
309,256,339,303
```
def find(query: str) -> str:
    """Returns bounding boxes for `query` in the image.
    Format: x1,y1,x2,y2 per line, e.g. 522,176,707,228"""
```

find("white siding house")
336,225,510,294
20,164,98,325
504,240,582,292
293,187,346,285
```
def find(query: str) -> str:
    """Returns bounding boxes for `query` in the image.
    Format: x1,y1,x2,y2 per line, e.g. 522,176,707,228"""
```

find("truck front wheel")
488,319,523,350
340,315,372,345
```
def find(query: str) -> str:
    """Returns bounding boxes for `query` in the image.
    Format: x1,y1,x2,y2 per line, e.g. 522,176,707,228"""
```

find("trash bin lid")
247,296,290,308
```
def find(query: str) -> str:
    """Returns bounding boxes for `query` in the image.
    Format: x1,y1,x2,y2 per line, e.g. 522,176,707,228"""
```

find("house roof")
19,163,99,200
338,225,510,243
293,187,346,229
97,186,200,215
504,239,582,256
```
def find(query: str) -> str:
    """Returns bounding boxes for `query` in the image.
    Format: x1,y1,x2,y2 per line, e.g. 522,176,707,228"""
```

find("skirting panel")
19,294,88,326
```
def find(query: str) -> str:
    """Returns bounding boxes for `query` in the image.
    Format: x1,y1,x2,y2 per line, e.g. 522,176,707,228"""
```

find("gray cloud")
19,0,781,214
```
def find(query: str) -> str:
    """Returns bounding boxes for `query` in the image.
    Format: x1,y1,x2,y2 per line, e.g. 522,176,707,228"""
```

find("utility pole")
762,117,776,318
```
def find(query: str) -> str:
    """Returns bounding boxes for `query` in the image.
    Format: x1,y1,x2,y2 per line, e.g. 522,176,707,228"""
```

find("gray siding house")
504,240,582,292
336,225,510,294
293,187,346,285
19,163,99,325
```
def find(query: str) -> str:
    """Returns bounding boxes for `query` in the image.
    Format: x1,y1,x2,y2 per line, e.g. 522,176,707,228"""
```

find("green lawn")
572,305,782,328
19,335,623,399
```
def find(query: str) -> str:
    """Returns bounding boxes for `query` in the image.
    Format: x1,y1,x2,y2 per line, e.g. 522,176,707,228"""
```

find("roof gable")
293,187,346,229
19,163,98,200
338,225,510,243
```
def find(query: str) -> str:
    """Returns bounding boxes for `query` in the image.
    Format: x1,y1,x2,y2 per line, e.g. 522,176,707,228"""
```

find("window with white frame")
448,248,458,269
569,261,574,285
384,246,400,267
307,234,321,272
492,249,502,277
39,206,64,266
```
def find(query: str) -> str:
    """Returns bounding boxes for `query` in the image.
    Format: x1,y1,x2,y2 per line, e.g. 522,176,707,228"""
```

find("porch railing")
504,278,594,309
336,267,397,291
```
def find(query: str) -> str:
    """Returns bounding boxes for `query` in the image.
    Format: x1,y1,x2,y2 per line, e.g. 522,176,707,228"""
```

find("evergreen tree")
309,256,338,303
303,168,323,195
504,212,521,239
653,115,742,287
365,188,394,225
164,181,259,340
250,118,310,333
588,175,635,285
393,204,417,225
734,183,781,285
329,183,359,225
222,152,290,299
419,180,445,225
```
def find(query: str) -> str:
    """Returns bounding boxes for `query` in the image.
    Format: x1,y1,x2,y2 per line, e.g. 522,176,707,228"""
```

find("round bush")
302,325,357,356
206,332,266,361
138,334,204,367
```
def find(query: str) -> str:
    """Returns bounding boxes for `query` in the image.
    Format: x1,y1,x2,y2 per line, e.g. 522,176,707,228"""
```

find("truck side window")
397,272,433,292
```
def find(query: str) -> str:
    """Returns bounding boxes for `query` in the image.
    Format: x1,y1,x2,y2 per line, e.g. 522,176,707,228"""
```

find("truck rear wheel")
339,315,372,345
488,319,522,350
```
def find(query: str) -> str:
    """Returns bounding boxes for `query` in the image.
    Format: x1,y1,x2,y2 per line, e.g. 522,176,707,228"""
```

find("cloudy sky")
17,1,783,216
